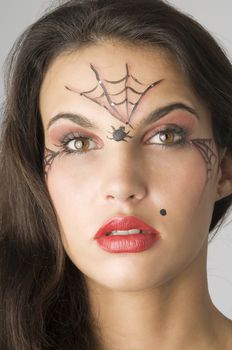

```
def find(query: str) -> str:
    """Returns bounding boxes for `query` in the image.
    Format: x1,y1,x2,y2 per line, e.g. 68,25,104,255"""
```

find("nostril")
106,193,137,201
129,194,135,199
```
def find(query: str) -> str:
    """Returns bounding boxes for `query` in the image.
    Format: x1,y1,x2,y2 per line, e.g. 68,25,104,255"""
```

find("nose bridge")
111,145,137,171
100,145,147,201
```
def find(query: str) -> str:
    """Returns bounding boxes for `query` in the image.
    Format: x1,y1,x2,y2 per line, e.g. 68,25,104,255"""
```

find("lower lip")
96,233,160,253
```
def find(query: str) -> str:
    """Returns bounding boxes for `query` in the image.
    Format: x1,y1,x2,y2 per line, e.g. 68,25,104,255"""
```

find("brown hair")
1,0,232,348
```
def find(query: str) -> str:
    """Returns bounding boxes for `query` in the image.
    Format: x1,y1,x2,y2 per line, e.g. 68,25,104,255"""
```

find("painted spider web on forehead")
65,64,163,125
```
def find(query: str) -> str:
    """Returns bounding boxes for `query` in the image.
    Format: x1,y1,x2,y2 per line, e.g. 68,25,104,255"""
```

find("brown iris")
159,130,175,144
74,138,90,151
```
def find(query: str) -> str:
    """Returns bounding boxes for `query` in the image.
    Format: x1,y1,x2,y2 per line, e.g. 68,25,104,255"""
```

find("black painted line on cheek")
190,138,217,184
44,147,60,176
185,138,218,226
157,140,217,226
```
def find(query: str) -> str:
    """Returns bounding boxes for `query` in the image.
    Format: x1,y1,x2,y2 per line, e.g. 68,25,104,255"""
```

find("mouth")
94,216,160,253
105,229,148,236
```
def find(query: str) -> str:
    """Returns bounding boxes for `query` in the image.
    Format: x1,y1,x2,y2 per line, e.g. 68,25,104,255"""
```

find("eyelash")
56,131,95,156
56,125,191,155
146,125,191,148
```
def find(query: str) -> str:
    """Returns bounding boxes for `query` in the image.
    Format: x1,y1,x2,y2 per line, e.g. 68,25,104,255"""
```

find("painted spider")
107,126,133,142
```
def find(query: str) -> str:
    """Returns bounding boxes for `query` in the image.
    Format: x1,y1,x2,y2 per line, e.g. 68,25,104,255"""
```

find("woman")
1,0,232,349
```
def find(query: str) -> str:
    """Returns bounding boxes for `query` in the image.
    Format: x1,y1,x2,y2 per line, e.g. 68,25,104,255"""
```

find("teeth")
107,229,145,236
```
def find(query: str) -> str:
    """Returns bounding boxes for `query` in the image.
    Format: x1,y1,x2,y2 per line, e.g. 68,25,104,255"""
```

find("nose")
99,149,148,204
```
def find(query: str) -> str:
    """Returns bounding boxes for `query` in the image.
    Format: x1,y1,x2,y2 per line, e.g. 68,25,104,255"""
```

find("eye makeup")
142,109,197,133
45,122,192,174
47,122,100,142
145,124,192,149
44,104,216,183
56,131,99,155
44,128,101,174
49,113,194,151
143,118,217,182
142,111,196,148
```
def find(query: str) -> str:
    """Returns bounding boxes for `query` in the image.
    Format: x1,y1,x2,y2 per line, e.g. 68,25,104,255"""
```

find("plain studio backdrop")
0,0,232,319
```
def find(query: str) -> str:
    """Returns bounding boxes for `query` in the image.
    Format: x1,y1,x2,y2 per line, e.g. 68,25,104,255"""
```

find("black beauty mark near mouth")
160,209,167,216
65,63,164,126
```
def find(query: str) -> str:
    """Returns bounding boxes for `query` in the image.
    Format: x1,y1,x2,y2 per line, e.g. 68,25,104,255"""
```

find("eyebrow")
47,102,199,130
136,102,199,129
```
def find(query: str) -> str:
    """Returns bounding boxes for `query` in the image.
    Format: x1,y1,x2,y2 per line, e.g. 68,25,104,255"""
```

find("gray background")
1,0,232,319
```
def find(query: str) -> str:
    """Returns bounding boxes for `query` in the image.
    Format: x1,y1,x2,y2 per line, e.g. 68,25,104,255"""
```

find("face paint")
145,123,217,184
65,63,163,126
43,131,99,175
43,85,217,183
107,125,133,142
160,209,167,216
190,138,217,181
44,147,60,176
44,127,217,184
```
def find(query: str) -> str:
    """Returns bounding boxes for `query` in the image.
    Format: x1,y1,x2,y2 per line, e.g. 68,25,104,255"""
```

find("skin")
40,40,232,350
65,62,163,125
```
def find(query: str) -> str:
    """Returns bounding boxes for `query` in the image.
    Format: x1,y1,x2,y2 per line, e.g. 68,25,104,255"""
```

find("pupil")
160,131,173,143
75,140,84,149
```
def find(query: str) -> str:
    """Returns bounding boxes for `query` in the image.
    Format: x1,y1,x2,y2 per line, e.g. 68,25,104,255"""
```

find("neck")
86,243,230,350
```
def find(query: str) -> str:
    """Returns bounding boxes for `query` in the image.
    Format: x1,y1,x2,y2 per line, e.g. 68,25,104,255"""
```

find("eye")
66,137,95,152
58,132,98,154
146,126,189,147
154,129,180,144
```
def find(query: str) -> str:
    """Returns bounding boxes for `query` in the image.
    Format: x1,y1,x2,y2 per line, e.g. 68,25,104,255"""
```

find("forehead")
41,40,187,88
39,40,210,128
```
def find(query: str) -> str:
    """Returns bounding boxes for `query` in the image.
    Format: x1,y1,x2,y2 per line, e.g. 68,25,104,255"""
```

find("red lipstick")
94,216,160,253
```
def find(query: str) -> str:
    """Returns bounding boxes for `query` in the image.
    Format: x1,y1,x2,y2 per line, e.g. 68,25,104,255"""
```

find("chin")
85,266,168,292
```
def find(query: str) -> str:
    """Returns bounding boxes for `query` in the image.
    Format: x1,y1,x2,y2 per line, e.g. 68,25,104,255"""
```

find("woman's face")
40,41,222,291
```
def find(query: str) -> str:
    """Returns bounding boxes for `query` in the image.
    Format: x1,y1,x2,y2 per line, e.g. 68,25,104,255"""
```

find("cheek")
45,155,104,253
148,147,206,198
44,147,217,290
47,162,91,222
47,145,214,232
148,147,215,235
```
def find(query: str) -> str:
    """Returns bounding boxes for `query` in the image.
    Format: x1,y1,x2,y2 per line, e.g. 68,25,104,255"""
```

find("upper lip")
94,216,160,238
